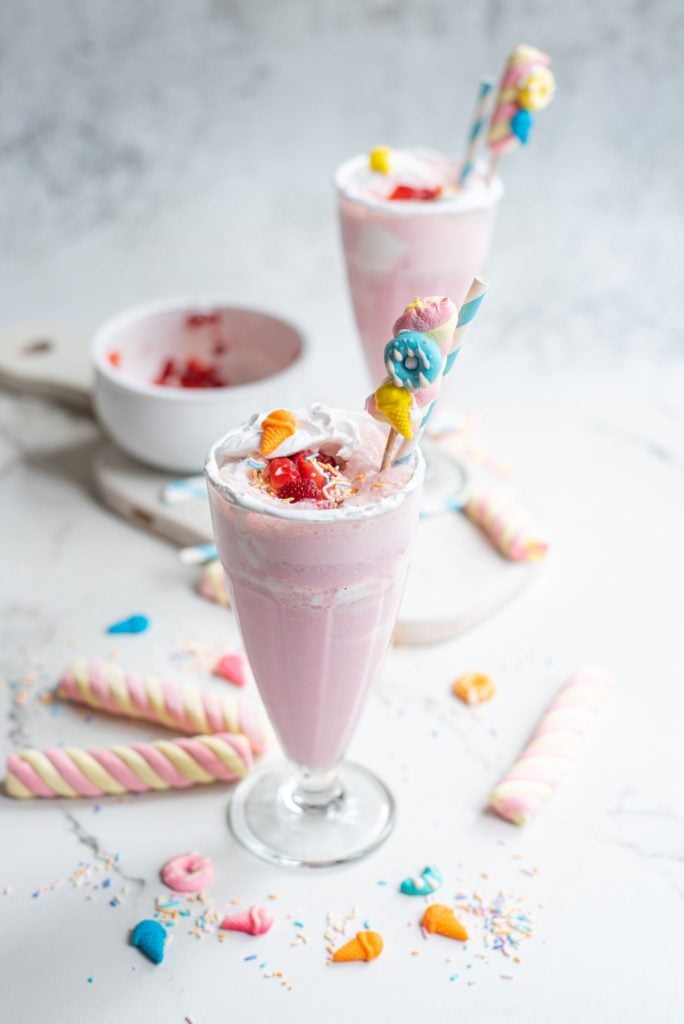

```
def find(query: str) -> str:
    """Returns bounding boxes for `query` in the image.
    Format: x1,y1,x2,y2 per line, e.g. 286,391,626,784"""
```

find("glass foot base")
228,760,396,868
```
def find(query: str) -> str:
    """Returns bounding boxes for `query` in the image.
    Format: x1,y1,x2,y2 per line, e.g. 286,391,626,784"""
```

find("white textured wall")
1,0,682,390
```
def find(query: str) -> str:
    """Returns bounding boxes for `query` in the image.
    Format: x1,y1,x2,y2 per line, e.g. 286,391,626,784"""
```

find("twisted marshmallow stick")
489,669,613,825
58,660,265,754
464,490,548,562
5,732,252,799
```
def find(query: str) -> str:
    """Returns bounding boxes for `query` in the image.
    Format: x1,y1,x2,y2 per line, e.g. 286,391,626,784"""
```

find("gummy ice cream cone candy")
331,930,384,962
259,408,297,456
421,904,468,941
220,906,274,935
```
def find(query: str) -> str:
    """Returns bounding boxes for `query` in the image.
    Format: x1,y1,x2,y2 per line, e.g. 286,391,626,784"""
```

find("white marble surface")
2,2,684,1022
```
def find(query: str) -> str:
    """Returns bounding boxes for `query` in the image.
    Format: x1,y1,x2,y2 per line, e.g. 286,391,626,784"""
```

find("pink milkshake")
205,403,424,866
336,148,502,383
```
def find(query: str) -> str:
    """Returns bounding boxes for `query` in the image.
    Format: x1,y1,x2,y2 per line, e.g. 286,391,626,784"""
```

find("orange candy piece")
259,409,297,456
452,672,496,706
331,930,384,963
421,904,468,941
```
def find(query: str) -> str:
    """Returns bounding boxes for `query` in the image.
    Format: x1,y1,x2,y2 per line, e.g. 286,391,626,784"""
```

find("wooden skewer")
380,428,397,471
486,152,501,186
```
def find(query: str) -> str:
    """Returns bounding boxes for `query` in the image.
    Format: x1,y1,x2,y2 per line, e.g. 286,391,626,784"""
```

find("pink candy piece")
213,653,246,688
161,851,214,893
219,906,274,936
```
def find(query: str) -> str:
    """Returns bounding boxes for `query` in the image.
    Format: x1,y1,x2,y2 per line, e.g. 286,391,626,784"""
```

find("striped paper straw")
178,542,217,565
162,476,207,506
443,276,489,377
459,77,495,188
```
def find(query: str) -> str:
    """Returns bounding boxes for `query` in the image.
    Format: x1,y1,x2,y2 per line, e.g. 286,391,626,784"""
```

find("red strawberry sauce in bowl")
92,300,309,473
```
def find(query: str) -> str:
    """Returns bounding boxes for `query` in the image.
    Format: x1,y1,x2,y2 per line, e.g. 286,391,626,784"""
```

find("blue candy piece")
106,614,150,635
384,331,443,392
399,865,443,896
511,108,533,144
131,919,166,964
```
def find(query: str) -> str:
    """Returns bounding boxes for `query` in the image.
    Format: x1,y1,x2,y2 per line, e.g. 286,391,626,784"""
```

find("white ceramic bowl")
92,299,309,473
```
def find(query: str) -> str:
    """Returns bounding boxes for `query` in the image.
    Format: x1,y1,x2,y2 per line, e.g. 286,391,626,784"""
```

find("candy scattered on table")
331,930,384,963
213,653,246,688
489,667,614,825
161,852,214,894
57,659,265,754
131,918,167,964
452,672,497,705
220,906,274,936
421,904,468,941
399,865,443,897
197,560,231,607
106,614,149,635
455,886,536,959
5,732,252,798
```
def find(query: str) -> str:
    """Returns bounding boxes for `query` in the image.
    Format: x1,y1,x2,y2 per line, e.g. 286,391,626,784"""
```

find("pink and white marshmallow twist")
57,659,265,754
5,732,252,799
489,668,613,825
464,489,549,562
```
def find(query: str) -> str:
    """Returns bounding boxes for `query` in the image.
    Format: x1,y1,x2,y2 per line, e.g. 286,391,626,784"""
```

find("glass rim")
205,428,425,524
334,149,504,215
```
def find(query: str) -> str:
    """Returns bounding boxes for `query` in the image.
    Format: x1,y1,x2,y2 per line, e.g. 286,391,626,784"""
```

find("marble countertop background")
1,2,683,1022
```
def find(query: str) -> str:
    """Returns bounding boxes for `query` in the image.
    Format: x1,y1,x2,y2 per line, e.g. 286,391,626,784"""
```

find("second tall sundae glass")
336,148,502,385
206,405,424,867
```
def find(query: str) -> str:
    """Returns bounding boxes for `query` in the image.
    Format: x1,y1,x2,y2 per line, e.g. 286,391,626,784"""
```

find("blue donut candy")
384,330,443,391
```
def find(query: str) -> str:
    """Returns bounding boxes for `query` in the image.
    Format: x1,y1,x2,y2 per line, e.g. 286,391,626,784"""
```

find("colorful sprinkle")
106,614,149,635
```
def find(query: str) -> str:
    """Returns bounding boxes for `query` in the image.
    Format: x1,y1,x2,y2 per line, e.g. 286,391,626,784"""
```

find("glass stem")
289,764,344,813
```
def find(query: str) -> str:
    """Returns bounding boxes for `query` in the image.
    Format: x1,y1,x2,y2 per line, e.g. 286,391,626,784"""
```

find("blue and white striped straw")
162,476,207,506
178,542,217,565
443,275,489,376
459,77,495,188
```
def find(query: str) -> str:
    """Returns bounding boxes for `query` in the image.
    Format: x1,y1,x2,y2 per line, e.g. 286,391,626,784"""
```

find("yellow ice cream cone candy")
421,904,468,941
331,930,384,963
374,382,413,439
259,408,297,456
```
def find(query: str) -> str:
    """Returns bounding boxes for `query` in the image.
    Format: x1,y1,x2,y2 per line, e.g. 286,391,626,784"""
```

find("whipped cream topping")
212,403,360,463
335,148,503,213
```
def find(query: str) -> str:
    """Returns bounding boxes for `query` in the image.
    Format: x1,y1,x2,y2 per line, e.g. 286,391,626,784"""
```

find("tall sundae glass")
336,148,502,385
206,404,424,866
